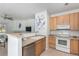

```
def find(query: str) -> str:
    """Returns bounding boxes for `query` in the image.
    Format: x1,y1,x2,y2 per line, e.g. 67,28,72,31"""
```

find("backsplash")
70,31,79,36
50,31,79,36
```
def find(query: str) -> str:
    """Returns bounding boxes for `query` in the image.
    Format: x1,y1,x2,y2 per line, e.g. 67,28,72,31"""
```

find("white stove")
56,25,70,53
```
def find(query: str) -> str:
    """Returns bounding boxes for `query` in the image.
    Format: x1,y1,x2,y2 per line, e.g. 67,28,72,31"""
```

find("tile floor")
41,48,76,56
0,43,7,56
0,45,77,56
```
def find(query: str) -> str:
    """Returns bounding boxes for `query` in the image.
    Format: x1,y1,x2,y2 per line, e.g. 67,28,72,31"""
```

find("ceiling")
0,3,79,19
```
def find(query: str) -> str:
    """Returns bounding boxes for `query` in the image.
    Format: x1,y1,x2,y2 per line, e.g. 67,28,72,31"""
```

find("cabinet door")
35,43,42,56
70,13,79,30
70,39,79,55
35,40,42,56
57,14,70,25
49,17,57,30
74,13,79,30
41,38,46,52
35,38,46,56
49,17,53,30
48,36,56,48
63,15,70,25
70,13,75,30
57,16,64,25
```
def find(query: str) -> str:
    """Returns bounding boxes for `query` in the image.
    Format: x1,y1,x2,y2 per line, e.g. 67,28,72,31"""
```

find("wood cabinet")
49,17,57,30
49,12,79,30
22,37,46,56
35,37,46,56
41,38,46,52
35,40,42,56
70,12,79,31
48,35,56,48
56,14,70,25
70,39,79,55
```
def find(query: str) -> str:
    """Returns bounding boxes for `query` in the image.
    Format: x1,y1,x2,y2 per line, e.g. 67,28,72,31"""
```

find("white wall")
35,10,49,50
0,18,35,32
0,17,12,31
11,19,35,32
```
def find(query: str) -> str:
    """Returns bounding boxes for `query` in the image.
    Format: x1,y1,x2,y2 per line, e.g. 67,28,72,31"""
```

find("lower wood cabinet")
70,39,79,55
22,37,46,56
48,35,56,48
35,37,46,56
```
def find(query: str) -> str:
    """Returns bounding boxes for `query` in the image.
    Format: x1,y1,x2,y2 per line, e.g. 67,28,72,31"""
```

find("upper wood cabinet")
49,17,57,30
70,39,79,55
70,12,79,31
56,14,70,25
48,35,56,48
49,12,79,31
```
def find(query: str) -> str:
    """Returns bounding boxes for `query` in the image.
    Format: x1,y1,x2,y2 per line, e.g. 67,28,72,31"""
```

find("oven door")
56,37,70,53
58,39,67,46
56,37,70,48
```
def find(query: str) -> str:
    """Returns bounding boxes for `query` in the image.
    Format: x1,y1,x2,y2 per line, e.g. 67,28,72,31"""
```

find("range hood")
56,25,70,30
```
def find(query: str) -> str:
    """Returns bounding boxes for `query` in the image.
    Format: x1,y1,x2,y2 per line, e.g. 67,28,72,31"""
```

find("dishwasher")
22,43,35,56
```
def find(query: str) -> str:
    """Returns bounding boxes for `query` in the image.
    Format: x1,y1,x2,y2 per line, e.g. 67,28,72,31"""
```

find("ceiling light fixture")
1,14,13,20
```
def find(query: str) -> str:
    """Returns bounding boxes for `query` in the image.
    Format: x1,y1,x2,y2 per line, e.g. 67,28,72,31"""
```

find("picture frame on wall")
19,23,21,28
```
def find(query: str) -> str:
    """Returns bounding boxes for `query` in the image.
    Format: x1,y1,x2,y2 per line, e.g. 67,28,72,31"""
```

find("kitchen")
49,12,79,55
0,3,79,56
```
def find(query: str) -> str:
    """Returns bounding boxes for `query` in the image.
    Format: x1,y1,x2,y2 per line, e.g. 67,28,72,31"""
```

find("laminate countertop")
22,35,45,47
7,32,36,38
7,33,45,47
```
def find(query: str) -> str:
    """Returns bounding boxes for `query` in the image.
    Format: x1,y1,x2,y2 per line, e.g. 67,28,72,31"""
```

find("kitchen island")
7,33,46,56
22,36,46,56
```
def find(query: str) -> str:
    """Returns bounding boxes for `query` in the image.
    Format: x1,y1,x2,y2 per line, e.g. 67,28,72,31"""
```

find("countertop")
71,36,79,40
7,33,22,38
22,35,45,47
7,33,45,47
7,32,36,38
